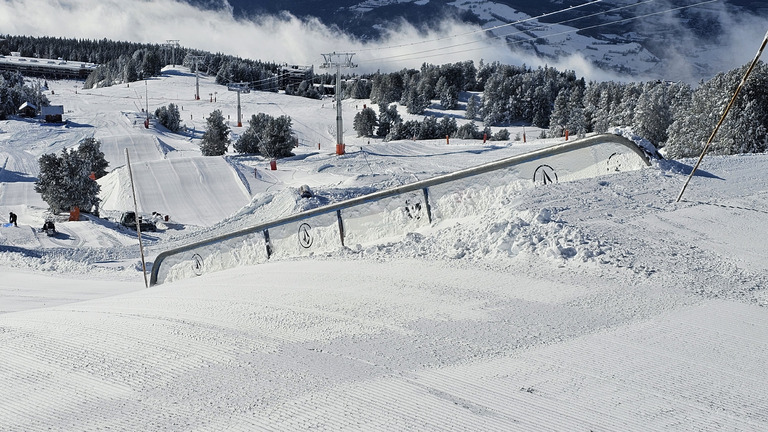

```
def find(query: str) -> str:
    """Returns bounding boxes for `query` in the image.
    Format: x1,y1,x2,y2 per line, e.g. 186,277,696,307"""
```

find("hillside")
1,67,768,431
185,0,768,81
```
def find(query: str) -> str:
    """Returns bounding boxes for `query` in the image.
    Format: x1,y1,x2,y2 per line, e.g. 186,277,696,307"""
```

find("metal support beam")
320,52,357,155
188,55,204,100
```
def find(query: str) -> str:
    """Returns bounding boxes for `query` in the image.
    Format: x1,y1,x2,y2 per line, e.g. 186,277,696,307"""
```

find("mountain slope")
184,0,768,80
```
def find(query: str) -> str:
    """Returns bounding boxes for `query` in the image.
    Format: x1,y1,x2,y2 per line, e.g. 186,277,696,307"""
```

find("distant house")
42,105,64,123
17,101,37,117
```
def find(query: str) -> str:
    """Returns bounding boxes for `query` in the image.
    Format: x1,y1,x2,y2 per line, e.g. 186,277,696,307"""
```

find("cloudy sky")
0,0,509,69
1,0,765,82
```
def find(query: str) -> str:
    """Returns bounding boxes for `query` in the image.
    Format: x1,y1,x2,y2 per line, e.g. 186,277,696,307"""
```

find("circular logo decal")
192,253,204,276
607,152,623,172
298,223,313,249
533,164,558,186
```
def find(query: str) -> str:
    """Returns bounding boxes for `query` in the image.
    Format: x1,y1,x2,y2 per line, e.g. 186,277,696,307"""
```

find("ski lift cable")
512,0,659,40
274,103,336,146
549,0,659,27
348,0,603,53
369,0,715,63
369,0,720,65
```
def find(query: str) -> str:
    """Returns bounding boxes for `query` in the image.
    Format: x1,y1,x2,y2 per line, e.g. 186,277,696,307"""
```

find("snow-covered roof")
0,54,97,78
41,105,64,116
17,101,36,111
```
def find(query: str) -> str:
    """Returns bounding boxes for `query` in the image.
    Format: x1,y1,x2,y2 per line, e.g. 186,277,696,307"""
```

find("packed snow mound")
97,133,168,168
98,156,253,227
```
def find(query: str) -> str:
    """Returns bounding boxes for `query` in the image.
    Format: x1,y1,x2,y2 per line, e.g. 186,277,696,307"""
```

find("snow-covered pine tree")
456,121,479,139
438,116,458,138
612,82,642,128
633,82,672,146
259,115,295,159
531,86,551,128
465,94,478,120
590,83,615,133
353,107,377,137
35,149,100,214
34,153,64,213
548,88,570,138
565,85,587,138
440,84,459,110
370,73,404,106
76,137,109,179
154,103,181,132
377,104,400,138
234,113,271,154
404,85,429,115
418,116,439,139
200,109,231,156
492,129,510,141
123,56,138,83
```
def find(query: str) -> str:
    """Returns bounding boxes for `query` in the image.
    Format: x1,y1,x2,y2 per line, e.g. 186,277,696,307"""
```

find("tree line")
0,71,49,119
6,34,767,158
339,60,768,158
1,34,281,90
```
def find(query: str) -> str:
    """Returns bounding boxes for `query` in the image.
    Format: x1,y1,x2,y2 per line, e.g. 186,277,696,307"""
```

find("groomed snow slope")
3,152,768,431
1,68,767,431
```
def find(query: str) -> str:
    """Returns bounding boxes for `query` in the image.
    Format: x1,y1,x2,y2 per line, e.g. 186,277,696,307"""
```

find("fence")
149,134,651,285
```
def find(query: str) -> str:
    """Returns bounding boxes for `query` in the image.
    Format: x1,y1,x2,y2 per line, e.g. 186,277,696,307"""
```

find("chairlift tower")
227,82,249,127
166,40,180,66
320,52,357,155
188,55,204,100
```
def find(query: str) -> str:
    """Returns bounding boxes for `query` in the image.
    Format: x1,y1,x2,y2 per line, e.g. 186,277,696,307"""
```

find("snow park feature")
150,134,651,285
2,66,768,431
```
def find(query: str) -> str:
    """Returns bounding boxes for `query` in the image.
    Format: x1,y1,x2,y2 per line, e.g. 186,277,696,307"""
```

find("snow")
2,67,768,431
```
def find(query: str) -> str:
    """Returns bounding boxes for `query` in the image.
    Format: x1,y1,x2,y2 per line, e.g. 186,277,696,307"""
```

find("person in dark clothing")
9,212,17,227
42,220,55,232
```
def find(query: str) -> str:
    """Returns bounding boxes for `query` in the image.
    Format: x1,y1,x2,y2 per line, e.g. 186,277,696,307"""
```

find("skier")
9,212,17,227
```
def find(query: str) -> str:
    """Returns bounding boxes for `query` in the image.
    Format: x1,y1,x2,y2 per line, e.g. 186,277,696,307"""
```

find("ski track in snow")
1,68,767,431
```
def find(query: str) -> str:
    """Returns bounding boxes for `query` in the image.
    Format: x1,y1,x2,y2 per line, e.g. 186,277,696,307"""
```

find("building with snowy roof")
0,53,97,79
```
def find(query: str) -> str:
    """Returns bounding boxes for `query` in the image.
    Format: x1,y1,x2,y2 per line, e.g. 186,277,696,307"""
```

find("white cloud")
0,0,592,75
0,0,763,82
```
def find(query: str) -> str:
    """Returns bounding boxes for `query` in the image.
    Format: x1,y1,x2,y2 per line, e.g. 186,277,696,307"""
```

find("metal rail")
149,134,650,285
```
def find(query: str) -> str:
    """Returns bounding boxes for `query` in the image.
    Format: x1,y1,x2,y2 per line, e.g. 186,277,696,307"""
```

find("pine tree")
531,86,551,128
260,115,295,159
35,149,100,214
353,107,378,137
154,103,181,132
377,104,400,138
633,82,671,146
492,129,510,141
76,137,109,179
613,83,642,127
234,113,270,154
465,94,478,120
404,85,429,114
440,85,459,110
123,56,138,83
438,116,458,138
456,121,479,139
200,109,231,156
418,116,439,139
565,86,587,138
548,88,570,138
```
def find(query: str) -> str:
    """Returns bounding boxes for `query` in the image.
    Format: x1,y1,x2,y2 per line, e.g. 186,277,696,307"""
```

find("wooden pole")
126,149,149,288
676,29,768,202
